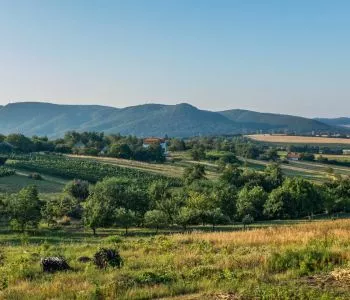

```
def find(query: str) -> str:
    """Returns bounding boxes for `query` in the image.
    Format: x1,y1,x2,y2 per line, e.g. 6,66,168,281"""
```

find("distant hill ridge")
0,101,346,137
315,117,350,128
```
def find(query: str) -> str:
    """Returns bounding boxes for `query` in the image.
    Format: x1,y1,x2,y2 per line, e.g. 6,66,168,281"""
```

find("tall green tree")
236,186,267,219
8,186,42,232
183,164,206,185
63,180,90,201
144,209,169,233
114,208,138,235
83,178,130,234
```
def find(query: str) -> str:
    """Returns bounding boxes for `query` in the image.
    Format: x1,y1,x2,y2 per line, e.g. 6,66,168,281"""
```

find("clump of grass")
93,248,123,269
267,246,343,275
133,270,176,285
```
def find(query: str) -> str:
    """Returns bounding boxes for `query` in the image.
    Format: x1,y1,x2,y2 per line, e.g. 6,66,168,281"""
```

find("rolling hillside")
220,109,334,133
316,117,350,128
0,102,344,137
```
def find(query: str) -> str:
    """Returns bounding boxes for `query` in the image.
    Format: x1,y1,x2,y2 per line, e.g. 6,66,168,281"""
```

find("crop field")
1,220,350,299
67,153,221,180
246,134,350,145
315,154,350,162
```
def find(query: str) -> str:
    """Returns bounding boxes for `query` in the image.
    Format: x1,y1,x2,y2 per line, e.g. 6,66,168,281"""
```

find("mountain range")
315,117,350,128
0,102,347,138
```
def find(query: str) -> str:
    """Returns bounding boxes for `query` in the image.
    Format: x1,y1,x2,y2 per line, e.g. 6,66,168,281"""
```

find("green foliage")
28,173,42,180
108,143,132,159
236,186,267,219
93,248,123,269
190,146,206,161
0,156,7,166
267,247,343,275
242,214,254,226
144,210,169,233
220,164,243,187
7,185,42,232
183,164,206,185
0,166,15,178
42,194,78,224
114,208,138,234
10,154,180,186
323,178,350,214
134,270,176,285
63,179,89,201
175,206,198,230
5,134,34,152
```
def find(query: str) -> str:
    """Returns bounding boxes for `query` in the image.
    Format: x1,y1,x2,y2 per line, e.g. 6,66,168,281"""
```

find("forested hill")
0,102,344,137
220,109,334,133
315,117,350,128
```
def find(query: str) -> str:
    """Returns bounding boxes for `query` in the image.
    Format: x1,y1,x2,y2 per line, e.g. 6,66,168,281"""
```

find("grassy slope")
67,152,339,184
1,220,350,299
0,173,65,194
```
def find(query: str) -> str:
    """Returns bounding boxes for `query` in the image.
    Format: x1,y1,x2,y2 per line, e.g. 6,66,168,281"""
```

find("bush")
41,257,71,273
57,216,71,226
93,248,123,269
134,270,176,285
28,173,42,180
0,166,15,177
267,247,343,275
0,156,7,166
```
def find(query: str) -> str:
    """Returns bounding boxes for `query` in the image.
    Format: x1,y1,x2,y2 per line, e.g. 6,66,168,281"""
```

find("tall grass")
1,220,350,299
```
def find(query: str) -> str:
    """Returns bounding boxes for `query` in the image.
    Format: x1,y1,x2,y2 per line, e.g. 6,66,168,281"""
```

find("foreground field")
247,134,350,145
1,220,350,299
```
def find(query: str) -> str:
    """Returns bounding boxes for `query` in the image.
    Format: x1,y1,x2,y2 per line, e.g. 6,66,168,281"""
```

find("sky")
0,0,349,117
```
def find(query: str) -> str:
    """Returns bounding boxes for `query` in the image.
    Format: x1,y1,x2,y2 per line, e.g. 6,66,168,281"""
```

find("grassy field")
3,151,347,194
0,173,65,194
1,220,350,299
246,134,350,145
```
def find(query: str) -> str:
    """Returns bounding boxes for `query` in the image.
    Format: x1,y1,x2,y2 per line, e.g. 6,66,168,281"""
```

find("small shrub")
57,216,71,226
134,270,176,285
40,257,71,273
78,256,91,263
103,235,123,244
93,248,123,269
242,214,254,229
28,173,42,180
267,247,343,275
0,250,5,266
0,166,15,177
0,276,8,291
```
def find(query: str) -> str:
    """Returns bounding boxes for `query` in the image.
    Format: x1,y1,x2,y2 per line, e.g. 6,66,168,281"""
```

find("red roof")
143,138,166,144
287,152,302,159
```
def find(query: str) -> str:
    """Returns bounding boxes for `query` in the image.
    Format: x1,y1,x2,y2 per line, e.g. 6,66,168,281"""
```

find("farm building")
143,138,168,154
286,152,302,161
343,149,350,155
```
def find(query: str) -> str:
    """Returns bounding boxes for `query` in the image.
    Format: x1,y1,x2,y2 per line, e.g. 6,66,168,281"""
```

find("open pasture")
1,220,350,299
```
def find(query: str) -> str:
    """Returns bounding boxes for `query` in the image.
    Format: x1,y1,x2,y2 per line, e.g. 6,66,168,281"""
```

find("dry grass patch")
247,134,350,145
173,220,350,247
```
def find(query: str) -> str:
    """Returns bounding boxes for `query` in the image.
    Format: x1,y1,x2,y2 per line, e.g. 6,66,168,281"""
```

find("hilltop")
0,101,345,137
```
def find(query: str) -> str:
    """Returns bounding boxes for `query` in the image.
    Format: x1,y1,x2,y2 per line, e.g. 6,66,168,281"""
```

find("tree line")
1,163,350,234
0,132,165,162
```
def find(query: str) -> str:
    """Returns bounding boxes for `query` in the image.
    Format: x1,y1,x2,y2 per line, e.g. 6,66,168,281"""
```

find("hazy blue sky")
0,0,349,117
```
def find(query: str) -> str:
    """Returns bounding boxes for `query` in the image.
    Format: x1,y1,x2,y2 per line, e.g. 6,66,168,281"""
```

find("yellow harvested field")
247,134,350,144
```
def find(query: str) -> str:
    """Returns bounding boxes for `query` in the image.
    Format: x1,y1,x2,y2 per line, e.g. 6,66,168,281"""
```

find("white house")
286,152,302,161
343,149,350,155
